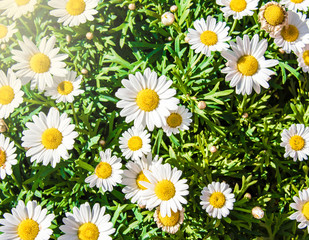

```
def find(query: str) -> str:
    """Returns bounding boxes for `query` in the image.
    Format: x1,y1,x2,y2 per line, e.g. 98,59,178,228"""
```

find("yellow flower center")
127,136,143,151
281,25,299,42
41,128,63,149
17,219,40,240
0,86,14,105
155,179,176,201
57,81,73,95
229,0,247,12
78,222,99,240
95,162,112,179
289,135,305,151
66,0,86,16
209,192,226,208
302,201,309,220
303,50,309,66
166,113,182,128
29,53,51,74
0,24,8,39
237,55,258,76
136,171,150,190
136,89,159,112
264,5,285,26
15,0,30,6
200,30,218,46
0,149,6,168
158,209,180,226
291,0,304,3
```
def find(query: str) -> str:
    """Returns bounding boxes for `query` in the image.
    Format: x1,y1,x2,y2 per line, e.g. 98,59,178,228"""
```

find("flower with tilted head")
59,202,115,240
200,181,235,219
0,0,37,20
0,22,17,43
119,126,151,161
281,0,309,12
85,149,123,192
44,70,84,103
0,200,54,240
280,124,309,161
11,36,68,92
216,0,259,20
187,16,230,56
115,68,179,131
221,34,278,95
0,69,24,119
48,0,99,27
296,44,309,72
154,206,184,234
21,107,78,168
122,153,163,205
140,163,189,217
0,134,17,179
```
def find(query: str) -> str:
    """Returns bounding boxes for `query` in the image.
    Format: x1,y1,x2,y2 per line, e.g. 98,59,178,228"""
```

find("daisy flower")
296,44,309,72
0,134,17,179
115,68,179,131
11,36,68,92
0,69,24,119
85,149,123,192
280,124,309,161
48,0,99,27
272,11,309,54
59,202,115,240
0,22,17,43
221,34,279,95
0,0,37,20
0,200,54,240
281,0,309,12
154,206,184,234
122,153,163,205
216,0,259,20
187,16,231,56
141,163,189,217
44,70,84,103
162,105,192,136
289,188,309,233
21,107,78,168
119,126,151,161
200,181,235,219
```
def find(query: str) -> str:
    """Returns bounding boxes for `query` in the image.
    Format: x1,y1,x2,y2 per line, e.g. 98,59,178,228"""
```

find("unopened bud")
0,44,6,50
191,96,197,100
0,119,7,133
252,206,264,219
66,35,72,43
138,204,146,209
168,36,173,41
128,3,136,10
86,32,93,40
279,48,285,54
210,146,217,153
244,192,252,200
198,101,206,110
161,12,175,26
170,5,178,12
242,112,248,118
81,68,88,75
99,140,106,146
185,36,190,43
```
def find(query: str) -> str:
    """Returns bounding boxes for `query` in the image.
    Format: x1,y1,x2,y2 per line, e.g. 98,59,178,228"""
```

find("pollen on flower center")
57,81,73,95
17,219,39,240
127,136,143,151
237,55,258,76
0,86,14,105
209,192,226,208
264,5,285,26
15,0,30,6
136,171,150,190
229,0,247,12
200,31,218,46
303,50,309,66
78,222,99,240
289,135,305,151
291,0,304,3
155,179,176,201
166,113,182,128
0,24,8,39
158,209,180,226
281,25,299,42
30,53,51,74
66,0,86,16
136,89,159,112
0,149,6,168
95,162,112,179
41,128,63,149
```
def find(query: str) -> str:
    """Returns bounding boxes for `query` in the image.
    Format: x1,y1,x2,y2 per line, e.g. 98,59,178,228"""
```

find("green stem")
71,102,79,127
229,19,238,35
18,18,33,36
38,4,52,10
24,98,46,105
182,53,203,82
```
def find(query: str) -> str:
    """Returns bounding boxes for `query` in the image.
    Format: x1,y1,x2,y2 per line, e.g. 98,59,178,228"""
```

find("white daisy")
272,11,309,54
115,68,179,131
122,153,163,205
216,0,259,20
162,105,192,136
154,206,184,234
281,0,309,12
21,107,78,168
187,16,231,56
48,0,99,27
59,202,115,240
296,44,309,72
11,35,68,92
0,22,17,43
0,200,54,240
0,0,37,20
221,34,279,95
85,149,123,192
200,181,235,219
0,134,17,179
280,124,309,161
0,69,24,119
140,163,189,217
44,70,84,103
119,126,151,161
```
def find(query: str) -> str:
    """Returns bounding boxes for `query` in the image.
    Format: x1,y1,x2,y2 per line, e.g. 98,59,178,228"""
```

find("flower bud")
99,140,106,146
86,32,93,40
0,44,6,50
138,204,146,209
168,36,173,41
161,12,175,26
66,34,72,43
210,146,217,153
81,68,88,75
279,48,285,54
128,3,136,10
244,192,252,200
170,5,178,12
0,119,7,133
252,206,264,219
185,36,190,43
198,101,206,110
242,112,248,118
